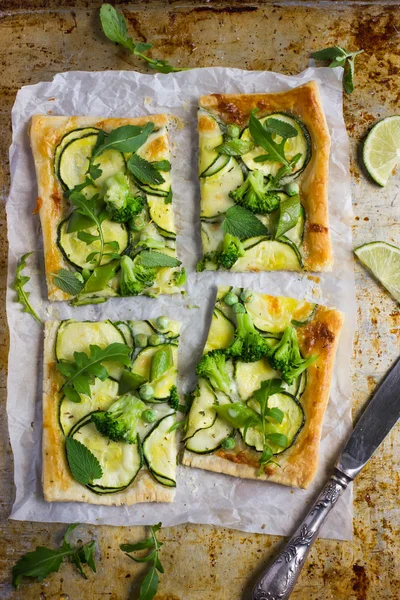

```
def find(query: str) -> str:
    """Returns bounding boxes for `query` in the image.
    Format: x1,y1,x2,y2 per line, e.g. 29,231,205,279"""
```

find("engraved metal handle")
252,468,352,600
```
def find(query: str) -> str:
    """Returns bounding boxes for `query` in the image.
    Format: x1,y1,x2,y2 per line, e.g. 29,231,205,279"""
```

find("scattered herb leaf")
222,205,269,239
165,188,172,205
121,523,164,600
127,154,166,186
14,252,41,324
65,438,103,486
311,45,364,94
140,251,181,268
215,139,254,156
152,160,171,172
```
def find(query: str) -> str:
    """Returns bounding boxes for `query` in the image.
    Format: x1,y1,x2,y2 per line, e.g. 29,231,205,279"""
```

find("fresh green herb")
14,252,41,324
140,251,181,268
121,523,164,600
12,524,97,589
52,269,85,296
311,45,364,94
57,342,131,403
264,117,298,139
128,154,166,186
152,160,171,172
215,139,254,156
222,205,269,239
275,195,301,238
100,4,184,74
65,438,103,486
165,188,173,204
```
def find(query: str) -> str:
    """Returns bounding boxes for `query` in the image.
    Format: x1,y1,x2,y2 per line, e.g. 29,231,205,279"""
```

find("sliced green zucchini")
242,392,304,454
58,134,98,189
137,184,168,197
143,414,177,487
292,304,318,327
54,127,99,177
92,149,126,188
241,113,311,180
136,403,175,440
146,194,176,236
56,320,126,380
136,127,172,195
58,216,129,271
59,378,119,436
130,320,155,339
201,219,225,255
242,236,270,250
200,154,230,178
115,321,134,348
131,345,178,400
155,224,176,240
245,294,316,334
71,420,142,490
70,287,119,306
204,308,235,353
200,157,244,218
297,370,307,397
277,235,303,267
184,379,218,440
146,319,181,340
185,413,233,454
234,358,280,401
198,109,224,175
230,239,302,272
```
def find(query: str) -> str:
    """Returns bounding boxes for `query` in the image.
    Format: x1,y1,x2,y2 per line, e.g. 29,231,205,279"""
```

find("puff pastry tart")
197,82,332,273
182,286,343,489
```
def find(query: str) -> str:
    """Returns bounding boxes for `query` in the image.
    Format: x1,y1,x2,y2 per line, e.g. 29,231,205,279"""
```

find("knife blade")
252,356,400,600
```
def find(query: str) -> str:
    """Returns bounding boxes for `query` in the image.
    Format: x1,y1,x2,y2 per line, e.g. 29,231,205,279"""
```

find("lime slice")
363,116,400,186
354,241,400,302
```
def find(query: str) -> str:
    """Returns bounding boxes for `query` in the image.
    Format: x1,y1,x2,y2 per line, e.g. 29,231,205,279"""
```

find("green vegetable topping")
275,195,301,239
221,437,236,450
130,214,146,231
169,385,180,410
127,154,166,186
216,233,245,270
222,205,269,240
226,309,270,362
196,349,231,395
150,346,173,381
135,333,149,348
230,169,280,214
148,334,164,347
92,394,145,443
266,326,319,385
284,182,300,197
142,409,157,423
52,268,85,297
65,437,103,485
103,172,144,223
240,289,253,303
216,138,254,156
120,255,156,297
224,291,239,306
156,315,169,330
311,45,364,94
226,124,241,138
232,302,246,314
140,384,155,401
119,369,147,394
14,252,42,323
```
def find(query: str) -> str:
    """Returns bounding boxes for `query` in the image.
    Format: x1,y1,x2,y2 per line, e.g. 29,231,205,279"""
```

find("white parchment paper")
7,67,355,540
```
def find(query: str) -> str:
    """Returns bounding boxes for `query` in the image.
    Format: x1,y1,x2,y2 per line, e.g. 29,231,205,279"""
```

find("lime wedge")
363,116,400,186
354,241,400,302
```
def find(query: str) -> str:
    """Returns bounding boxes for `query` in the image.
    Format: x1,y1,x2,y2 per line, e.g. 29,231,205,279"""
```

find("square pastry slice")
43,317,180,505
183,287,343,489
30,115,185,303
197,82,332,273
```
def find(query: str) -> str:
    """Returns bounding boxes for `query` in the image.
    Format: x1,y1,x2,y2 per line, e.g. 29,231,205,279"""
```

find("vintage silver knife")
252,356,400,600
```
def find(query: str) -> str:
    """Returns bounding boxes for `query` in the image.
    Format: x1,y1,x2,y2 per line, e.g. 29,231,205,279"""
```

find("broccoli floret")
104,173,144,223
169,385,180,410
266,326,319,384
92,393,145,443
216,233,245,270
196,252,217,272
120,255,156,296
230,170,280,214
226,310,271,363
196,349,231,395
172,267,186,287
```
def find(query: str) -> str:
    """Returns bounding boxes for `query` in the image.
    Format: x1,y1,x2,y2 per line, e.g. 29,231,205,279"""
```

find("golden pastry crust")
42,321,175,505
199,81,332,272
29,114,171,301
182,302,343,489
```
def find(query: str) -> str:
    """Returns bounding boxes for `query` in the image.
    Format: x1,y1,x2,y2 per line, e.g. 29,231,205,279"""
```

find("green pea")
130,215,146,231
221,437,236,450
148,334,164,346
240,289,253,303
284,182,300,197
227,124,241,139
142,409,157,423
134,333,148,348
139,384,155,401
233,302,245,314
156,315,169,330
224,291,239,306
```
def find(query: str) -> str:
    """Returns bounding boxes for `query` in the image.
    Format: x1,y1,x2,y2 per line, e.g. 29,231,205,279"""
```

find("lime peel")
363,116,400,187
354,241,400,303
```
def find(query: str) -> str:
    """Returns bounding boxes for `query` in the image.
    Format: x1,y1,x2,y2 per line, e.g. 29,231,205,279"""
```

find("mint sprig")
311,45,364,94
121,523,164,600
222,205,269,239
65,438,103,486
52,268,85,296
140,251,181,268
128,154,166,186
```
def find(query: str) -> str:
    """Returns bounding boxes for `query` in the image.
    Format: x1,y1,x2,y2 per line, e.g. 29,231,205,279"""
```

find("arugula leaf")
57,342,131,400
14,252,41,324
249,110,298,168
127,154,166,186
121,523,164,600
52,269,85,296
165,188,172,205
69,192,109,268
65,438,103,486
215,139,254,156
92,123,154,158
140,251,181,268
12,524,97,589
311,45,364,94
222,205,269,239
100,4,184,74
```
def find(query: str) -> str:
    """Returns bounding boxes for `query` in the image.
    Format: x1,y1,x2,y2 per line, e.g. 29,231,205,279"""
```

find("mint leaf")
222,205,268,239
266,432,288,447
311,46,346,61
127,154,166,185
151,160,171,172
265,117,298,139
310,45,363,94
65,437,103,486
140,251,181,268
343,56,355,94
52,269,85,296
14,252,41,324
92,123,154,159
165,188,172,204
215,139,254,156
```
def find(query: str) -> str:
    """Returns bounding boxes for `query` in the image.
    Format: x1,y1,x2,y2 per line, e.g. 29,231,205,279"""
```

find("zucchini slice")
54,127,99,177
146,194,176,236
292,304,318,327
58,216,129,271
92,149,126,188
200,157,244,218
185,390,233,454
143,414,177,487
204,308,235,353
115,321,134,348
245,294,316,333
198,109,224,175
56,320,126,380
145,319,181,340
185,413,233,454
234,358,280,401
200,219,225,255
71,420,142,490
59,378,119,436
184,379,218,440
136,127,172,195
131,345,178,400
58,133,98,189
230,239,302,272
200,154,230,178
242,392,304,454
240,113,311,180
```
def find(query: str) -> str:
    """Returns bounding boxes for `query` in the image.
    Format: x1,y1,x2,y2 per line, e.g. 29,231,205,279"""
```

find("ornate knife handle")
252,468,352,600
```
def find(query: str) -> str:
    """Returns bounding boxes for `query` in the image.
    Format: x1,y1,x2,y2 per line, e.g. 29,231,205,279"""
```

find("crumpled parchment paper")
6,66,355,540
